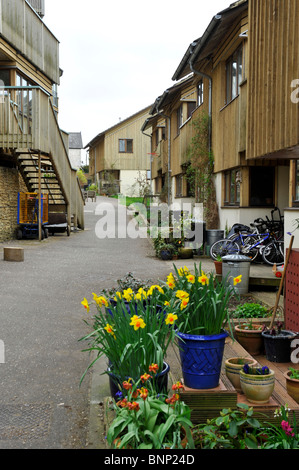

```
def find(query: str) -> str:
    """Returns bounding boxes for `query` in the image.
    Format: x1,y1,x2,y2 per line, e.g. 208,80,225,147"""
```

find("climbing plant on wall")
186,110,219,229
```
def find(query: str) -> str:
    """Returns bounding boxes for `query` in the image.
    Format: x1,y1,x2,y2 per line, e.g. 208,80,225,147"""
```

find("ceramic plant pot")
177,329,228,389
225,357,258,392
262,330,297,363
234,324,264,356
284,370,299,404
239,368,275,404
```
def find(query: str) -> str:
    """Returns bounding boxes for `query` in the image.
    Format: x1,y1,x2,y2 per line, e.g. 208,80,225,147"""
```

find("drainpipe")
156,112,171,205
141,126,154,195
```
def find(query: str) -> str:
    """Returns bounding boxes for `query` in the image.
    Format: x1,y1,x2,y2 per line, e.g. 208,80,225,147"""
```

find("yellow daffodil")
198,274,209,285
134,288,147,300
81,298,90,312
130,315,146,330
104,323,116,339
123,288,134,302
164,300,170,306
180,298,189,310
187,274,195,284
233,275,242,286
147,285,164,296
165,313,178,325
113,291,122,301
92,293,108,307
176,290,189,300
178,266,190,276
167,280,175,289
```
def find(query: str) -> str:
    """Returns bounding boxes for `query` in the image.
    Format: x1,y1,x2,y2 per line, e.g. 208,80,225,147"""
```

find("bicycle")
210,229,284,265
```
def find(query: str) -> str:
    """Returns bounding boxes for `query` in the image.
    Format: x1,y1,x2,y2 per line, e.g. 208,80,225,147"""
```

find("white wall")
120,170,148,197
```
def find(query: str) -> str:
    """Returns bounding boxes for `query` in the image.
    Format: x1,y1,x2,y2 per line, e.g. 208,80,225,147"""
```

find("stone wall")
0,167,27,241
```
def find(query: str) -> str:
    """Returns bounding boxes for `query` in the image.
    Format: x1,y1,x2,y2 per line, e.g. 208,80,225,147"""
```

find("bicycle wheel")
262,241,284,266
209,239,240,260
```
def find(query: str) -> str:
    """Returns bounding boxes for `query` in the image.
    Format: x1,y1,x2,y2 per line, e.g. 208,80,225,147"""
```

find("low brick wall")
0,167,27,241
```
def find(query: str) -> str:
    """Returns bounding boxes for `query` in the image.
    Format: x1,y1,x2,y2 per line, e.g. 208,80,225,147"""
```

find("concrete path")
0,196,283,448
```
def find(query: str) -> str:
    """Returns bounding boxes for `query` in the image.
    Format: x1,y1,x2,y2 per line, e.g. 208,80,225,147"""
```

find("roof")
172,0,248,81
84,105,152,149
69,132,83,149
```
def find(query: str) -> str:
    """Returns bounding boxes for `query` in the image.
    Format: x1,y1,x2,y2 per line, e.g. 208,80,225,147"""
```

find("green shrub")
233,302,268,319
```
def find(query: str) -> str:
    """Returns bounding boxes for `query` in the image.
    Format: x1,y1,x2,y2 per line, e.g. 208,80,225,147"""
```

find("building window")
175,174,183,197
176,105,183,134
198,80,204,106
250,167,274,206
187,102,196,119
226,46,243,103
119,139,133,153
224,169,241,206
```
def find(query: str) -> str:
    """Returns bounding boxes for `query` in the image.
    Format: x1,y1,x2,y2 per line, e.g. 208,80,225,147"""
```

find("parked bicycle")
210,208,284,266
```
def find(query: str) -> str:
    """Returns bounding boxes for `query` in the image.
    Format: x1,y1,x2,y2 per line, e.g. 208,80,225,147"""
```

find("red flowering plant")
258,404,298,449
107,366,194,449
79,287,177,385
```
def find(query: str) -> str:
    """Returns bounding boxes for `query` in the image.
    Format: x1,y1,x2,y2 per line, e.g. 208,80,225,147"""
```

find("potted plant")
239,364,275,404
234,320,264,356
225,357,257,392
79,286,177,398
159,243,174,260
159,263,239,389
233,302,269,320
107,374,194,449
262,321,297,363
284,367,299,404
214,255,222,275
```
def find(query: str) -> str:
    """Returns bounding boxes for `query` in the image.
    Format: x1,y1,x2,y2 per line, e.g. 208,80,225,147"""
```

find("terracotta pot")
214,260,222,275
239,368,275,404
234,325,264,356
225,357,257,392
284,370,299,404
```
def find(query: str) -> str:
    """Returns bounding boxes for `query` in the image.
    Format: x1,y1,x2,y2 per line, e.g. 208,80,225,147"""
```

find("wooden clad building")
0,0,84,240
86,107,152,197
145,0,299,246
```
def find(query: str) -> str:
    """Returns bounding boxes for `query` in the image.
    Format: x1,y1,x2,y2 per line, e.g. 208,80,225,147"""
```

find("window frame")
224,168,241,206
226,46,243,104
118,138,133,153
197,80,204,106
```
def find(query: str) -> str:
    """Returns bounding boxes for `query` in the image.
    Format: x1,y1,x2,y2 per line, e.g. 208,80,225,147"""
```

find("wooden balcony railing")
0,86,84,228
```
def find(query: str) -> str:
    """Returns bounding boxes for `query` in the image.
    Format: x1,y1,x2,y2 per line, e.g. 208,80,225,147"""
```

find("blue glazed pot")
177,329,228,389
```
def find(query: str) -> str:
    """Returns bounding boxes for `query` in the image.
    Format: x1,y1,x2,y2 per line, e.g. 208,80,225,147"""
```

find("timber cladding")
247,0,299,160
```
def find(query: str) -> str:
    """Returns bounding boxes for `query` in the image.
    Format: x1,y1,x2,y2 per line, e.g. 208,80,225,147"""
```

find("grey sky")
44,0,231,153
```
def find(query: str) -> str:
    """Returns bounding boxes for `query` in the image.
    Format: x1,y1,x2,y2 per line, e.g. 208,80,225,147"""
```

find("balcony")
0,85,84,228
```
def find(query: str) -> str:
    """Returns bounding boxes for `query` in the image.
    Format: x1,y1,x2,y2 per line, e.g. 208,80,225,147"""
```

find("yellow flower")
123,288,134,301
178,266,190,276
198,274,209,285
113,291,122,301
164,301,170,306
180,298,189,310
165,313,178,325
130,315,146,330
134,288,147,300
81,298,90,312
104,323,116,339
167,280,175,289
147,285,164,296
187,274,195,284
233,275,242,286
176,290,189,300
92,293,108,307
